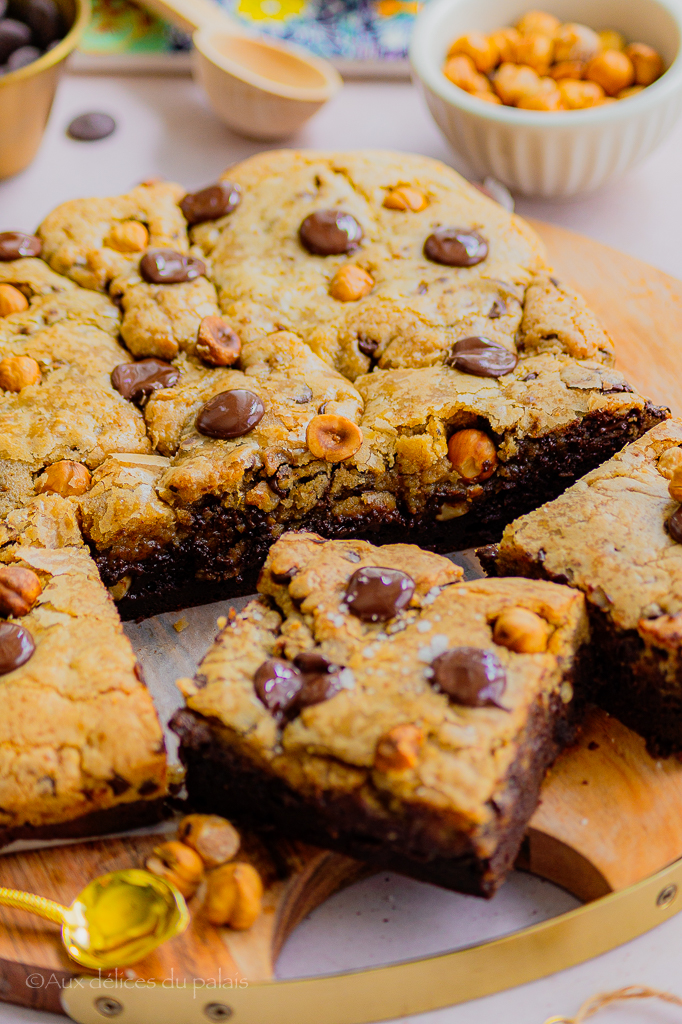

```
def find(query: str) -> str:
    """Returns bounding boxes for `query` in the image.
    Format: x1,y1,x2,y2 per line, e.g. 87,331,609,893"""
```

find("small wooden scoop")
142,0,342,140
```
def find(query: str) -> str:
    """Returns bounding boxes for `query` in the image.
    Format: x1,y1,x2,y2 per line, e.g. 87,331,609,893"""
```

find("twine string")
544,986,682,1024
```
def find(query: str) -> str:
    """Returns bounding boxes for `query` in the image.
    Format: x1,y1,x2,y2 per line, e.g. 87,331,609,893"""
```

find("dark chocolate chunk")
140,249,205,284
14,0,62,46
668,507,682,543
254,658,303,716
299,210,363,256
0,18,30,62
296,670,345,708
111,358,179,405
109,774,131,796
431,647,506,708
0,621,34,675
345,566,415,622
445,336,517,378
293,651,336,674
0,230,41,260
197,389,265,439
67,112,116,141
423,228,488,267
522,372,538,381
6,44,40,68
180,181,242,225
357,335,378,357
138,779,160,796
488,298,506,319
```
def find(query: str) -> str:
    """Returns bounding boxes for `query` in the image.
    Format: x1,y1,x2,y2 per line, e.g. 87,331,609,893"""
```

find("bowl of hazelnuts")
410,0,682,198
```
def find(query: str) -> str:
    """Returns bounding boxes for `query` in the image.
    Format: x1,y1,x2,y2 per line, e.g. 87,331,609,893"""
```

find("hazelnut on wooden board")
35,461,91,497
669,470,682,504
447,32,498,73
0,355,40,391
0,565,42,618
204,862,263,929
493,607,550,653
307,415,363,462
329,265,374,302
626,42,664,85
586,50,634,95
383,186,428,212
106,221,149,253
447,429,497,482
516,10,560,37
0,283,28,317
375,724,424,772
197,316,241,366
146,840,204,899
178,814,240,869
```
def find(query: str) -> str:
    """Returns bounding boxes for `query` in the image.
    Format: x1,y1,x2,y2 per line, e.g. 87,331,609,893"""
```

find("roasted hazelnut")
204,861,263,930
0,355,40,391
447,428,498,482
618,85,645,99
329,265,374,302
375,724,424,772
146,840,204,899
493,607,550,653
447,32,499,73
307,414,363,463
493,62,543,105
557,78,605,108
0,283,28,317
383,186,428,212
443,53,489,93
196,316,241,366
515,32,554,73
516,10,560,37
489,27,521,63
106,221,149,253
625,42,664,85
658,447,682,479
669,469,682,504
517,79,562,109
586,50,634,95
553,23,600,63
178,814,241,869
0,565,42,618
598,29,626,52
35,461,91,497
550,60,586,80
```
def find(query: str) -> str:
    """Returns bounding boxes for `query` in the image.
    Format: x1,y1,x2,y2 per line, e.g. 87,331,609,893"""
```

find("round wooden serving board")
3,222,682,1017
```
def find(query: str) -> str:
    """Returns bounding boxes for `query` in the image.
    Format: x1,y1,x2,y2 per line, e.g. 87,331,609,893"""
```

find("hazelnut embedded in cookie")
106,221,149,254
0,566,42,618
0,283,29,317
383,187,428,212
36,461,92,497
329,265,374,302
493,607,550,653
375,724,424,772
0,355,40,391
306,414,363,462
196,316,241,366
447,429,498,481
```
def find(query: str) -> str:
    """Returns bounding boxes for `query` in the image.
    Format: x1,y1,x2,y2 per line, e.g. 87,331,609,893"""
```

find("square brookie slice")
480,419,682,758
171,531,588,896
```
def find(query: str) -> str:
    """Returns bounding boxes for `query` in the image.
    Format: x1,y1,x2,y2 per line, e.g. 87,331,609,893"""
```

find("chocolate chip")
424,228,488,267
294,385,313,404
297,671,345,708
0,231,41,260
299,210,363,256
111,358,179,404
488,298,506,319
293,651,335,674
445,336,517,378
196,316,241,367
7,44,40,68
345,566,415,622
357,335,378,357
196,389,265,439
549,276,560,287
14,0,62,46
138,779,159,796
0,18,30,61
668,507,682,543
522,372,538,381
140,249,205,284
431,647,506,708
254,658,303,716
109,774,131,796
601,382,634,394
180,181,242,225
0,621,34,675
67,112,116,141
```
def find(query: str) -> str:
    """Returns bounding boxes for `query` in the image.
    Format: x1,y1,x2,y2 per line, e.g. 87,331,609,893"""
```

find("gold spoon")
0,868,189,969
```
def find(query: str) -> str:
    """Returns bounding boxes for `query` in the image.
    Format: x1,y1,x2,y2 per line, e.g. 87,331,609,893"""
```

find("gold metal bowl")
0,0,90,180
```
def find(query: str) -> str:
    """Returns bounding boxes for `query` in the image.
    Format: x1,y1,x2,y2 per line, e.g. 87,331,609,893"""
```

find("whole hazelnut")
517,79,563,109
447,428,498,482
488,27,521,63
196,316,241,366
443,54,487,93
516,10,560,37
204,862,263,930
306,414,363,463
493,62,543,105
329,265,374,302
557,78,605,109
146,840,204,899
383,186,428,212
658,446,682,479
625,42,664,85
515,32,554,73
178,814,241,869
375,724,424,772
35,461,91,497
493,607,551,653
0,284,28,318
106,221,149,254
585,50,635,95
598,29,626,52
447,32,499,73
554,22,601,63
618,85,645,100
0,355,40,392
0,565,42,618
550,60,586,80
669,469,682,504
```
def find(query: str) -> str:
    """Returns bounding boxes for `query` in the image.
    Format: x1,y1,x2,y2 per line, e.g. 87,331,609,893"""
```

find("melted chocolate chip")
299,210,363,256
0,621,34,675
138,779,160,796
67,112,116,141
445,336,517,378
488,298,506,319
0,231,41,260
431,647,506,708
357,335,379,357
602,382,634,394
180,181,242,225
111,358,179,404
345,566,415,622
294,651,335,674
424,228,488,268
297,671,345,708
109,774,131,796
254,658,303,716
140,249,206,285
668,507,682,543
196,389,265,439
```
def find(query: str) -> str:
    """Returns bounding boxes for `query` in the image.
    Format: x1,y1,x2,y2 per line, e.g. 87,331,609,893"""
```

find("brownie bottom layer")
101,403,667,621
0,797,168,850
171,691,577,898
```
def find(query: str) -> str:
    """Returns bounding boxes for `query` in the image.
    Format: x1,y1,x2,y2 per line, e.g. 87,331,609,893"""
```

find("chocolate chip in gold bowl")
180,182,242,225
140,250,206,285
0,621,35,675
299,210,363,256
196,316,241,367
431,647,507,708
423,228,488,267
0,232,41,261
345,566,415,622
306,414,363,463
111,359,180,405
197,389,265,439
445,336,517,378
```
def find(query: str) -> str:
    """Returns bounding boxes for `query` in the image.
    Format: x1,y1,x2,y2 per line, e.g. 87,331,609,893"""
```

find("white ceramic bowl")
410,0,682,198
